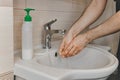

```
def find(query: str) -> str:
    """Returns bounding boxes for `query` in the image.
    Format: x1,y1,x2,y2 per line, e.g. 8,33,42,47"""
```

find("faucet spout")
51,30,66,35
43,19,66,49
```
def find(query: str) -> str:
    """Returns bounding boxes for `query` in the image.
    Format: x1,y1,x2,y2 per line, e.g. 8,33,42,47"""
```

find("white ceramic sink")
36,47,114,69
14,41,118,80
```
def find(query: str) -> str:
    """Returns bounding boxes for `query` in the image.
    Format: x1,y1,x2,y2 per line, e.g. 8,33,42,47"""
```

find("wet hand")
59,31,75,57
60,33,90,58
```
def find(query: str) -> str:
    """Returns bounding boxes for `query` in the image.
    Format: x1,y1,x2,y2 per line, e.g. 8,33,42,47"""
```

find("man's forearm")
86,11,120,42
69,0,107,38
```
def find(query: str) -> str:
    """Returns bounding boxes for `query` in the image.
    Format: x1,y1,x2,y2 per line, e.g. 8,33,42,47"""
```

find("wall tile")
36,11,81,28
0,0,13,7
0,7,13,74
13,0,26,9
14,9,24,51
14,0,85,50
72,0,87,12
14,0,118,55
27,0,73,12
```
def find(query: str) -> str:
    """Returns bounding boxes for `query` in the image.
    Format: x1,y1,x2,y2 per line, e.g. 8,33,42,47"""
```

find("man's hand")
59,33,91,58
59,10,120,58
59,31,75,56
59,0,107,58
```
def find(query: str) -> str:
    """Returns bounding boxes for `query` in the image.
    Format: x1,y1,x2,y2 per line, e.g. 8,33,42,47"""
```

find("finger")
74,47,82,55
64,43,73,56
59,41,66,53
72,48,78,56
67,46,76,56
74,48,81,55
63,47,74,58
60,38,74,57
59,42,69,57
64,40,73,52
68,48,78,57
70,46,82,57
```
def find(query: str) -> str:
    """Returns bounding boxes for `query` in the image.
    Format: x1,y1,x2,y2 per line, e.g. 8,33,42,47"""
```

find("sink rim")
34,45,118,71
32,45,118,79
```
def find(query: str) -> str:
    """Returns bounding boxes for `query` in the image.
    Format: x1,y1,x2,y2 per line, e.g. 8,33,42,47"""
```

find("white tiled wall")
0,0,13,7
0,0,13,79
14,0,118,54
13,0,26,9
13,0,87,51
0,7,13,74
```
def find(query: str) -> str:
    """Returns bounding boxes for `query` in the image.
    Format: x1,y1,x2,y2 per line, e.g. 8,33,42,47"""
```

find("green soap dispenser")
24,8,35,21
22,8,35,60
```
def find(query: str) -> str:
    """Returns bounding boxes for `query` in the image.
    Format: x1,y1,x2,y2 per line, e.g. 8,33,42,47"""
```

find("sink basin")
35,46,113,70
33,42,118,80
14,41,118,80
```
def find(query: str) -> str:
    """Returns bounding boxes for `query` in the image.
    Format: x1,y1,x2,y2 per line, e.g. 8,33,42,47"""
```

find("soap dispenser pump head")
24,8,35,22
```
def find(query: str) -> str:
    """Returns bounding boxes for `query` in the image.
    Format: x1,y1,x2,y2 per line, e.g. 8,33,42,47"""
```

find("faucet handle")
44,19,57,30
59,29,66,35
44,19,57,27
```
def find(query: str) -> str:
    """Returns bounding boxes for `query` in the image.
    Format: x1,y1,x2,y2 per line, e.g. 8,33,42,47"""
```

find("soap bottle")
22,8,35,60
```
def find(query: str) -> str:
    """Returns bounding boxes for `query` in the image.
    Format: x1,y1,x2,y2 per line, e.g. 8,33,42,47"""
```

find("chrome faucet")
43,19,66,49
